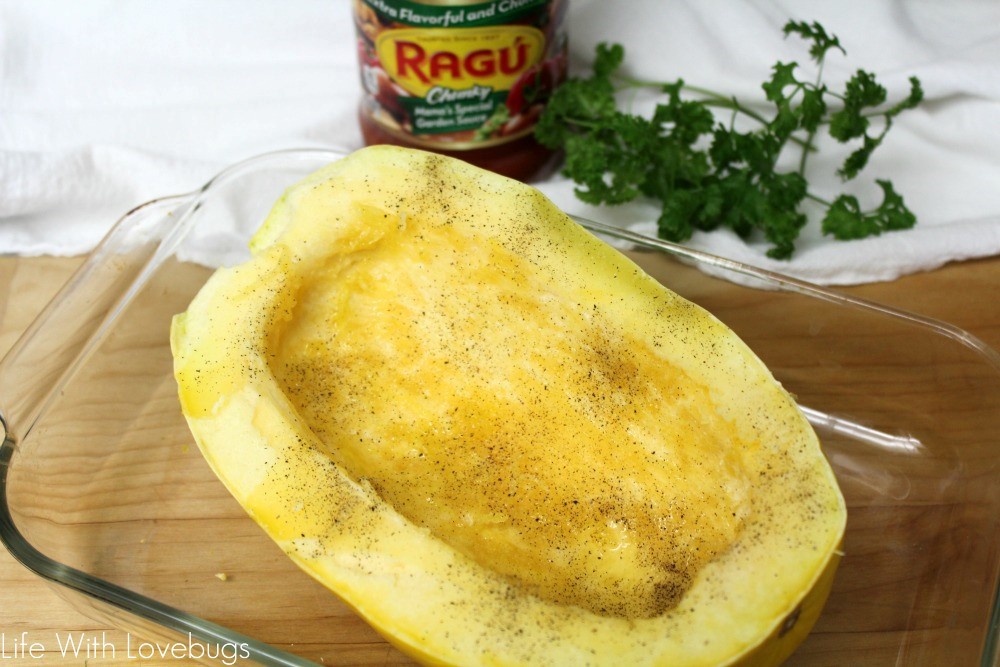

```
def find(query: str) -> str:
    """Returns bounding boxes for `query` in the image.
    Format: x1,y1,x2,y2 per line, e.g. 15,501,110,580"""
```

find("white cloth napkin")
2,0,999,285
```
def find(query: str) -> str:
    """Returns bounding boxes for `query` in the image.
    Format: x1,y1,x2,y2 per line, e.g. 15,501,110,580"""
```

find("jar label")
356,0,567,149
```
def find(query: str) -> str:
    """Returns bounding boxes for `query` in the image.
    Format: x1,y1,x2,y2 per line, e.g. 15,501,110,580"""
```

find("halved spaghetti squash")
171,145,846,666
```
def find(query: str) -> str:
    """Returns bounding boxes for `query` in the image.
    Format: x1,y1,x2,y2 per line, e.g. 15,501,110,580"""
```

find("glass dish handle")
0,194,192,452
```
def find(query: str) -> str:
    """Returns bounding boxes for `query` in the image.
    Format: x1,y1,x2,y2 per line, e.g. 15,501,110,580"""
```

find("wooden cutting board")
1,253,998,666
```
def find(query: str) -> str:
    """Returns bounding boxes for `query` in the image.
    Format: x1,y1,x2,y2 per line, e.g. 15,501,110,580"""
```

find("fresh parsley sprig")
535,20,924,259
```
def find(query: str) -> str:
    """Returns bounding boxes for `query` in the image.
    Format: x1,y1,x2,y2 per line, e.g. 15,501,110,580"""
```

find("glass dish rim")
1,146,998,666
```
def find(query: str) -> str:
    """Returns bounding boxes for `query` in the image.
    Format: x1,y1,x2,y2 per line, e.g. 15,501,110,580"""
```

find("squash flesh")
171,145,846,666
272,214,752,619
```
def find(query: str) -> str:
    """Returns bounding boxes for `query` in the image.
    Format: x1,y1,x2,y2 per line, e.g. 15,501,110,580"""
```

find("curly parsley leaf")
535,20,921,259
783,20,845,61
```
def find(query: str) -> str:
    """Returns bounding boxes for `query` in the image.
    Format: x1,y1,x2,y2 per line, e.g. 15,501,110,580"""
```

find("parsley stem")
618,77,772,125
798,58,827,175
804,192,832,207
798,128,818,175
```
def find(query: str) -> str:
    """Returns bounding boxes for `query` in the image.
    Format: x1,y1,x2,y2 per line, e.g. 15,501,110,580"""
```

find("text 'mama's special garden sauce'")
354,0,568,182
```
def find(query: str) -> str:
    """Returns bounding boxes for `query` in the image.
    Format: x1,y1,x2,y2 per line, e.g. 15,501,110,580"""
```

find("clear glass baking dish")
1,148,998,666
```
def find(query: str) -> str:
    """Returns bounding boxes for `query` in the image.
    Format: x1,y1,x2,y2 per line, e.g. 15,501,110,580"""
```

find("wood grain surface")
0,253,998,666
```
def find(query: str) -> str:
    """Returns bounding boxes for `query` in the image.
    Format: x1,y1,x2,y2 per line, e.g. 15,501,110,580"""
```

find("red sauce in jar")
354,0,568,182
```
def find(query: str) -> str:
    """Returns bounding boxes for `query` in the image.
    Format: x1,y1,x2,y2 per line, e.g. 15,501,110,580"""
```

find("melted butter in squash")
272,218,753,618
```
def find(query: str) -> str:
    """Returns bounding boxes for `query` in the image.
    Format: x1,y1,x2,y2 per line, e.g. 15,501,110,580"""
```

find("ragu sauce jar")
354,0,568,182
